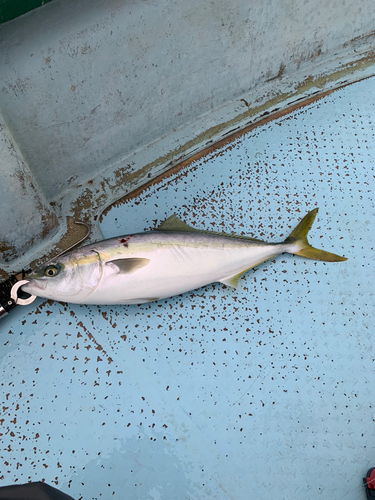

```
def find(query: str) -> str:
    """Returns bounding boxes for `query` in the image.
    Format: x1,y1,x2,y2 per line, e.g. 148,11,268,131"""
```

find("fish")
21,208,347,305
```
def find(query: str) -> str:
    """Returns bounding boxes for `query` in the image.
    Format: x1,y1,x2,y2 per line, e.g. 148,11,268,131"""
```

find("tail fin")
285,208,347,262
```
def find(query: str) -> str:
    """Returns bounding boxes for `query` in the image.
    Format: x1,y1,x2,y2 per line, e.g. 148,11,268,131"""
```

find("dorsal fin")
157,214,264,243
157,214,200,232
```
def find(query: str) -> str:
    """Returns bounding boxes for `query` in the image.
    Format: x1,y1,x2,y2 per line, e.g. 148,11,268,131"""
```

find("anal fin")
219,267,253,289
219,256,276,289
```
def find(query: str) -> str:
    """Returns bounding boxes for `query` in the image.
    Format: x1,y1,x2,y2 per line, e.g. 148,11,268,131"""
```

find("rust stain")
265,62,286,82
344,30,375,49
296,43,323,70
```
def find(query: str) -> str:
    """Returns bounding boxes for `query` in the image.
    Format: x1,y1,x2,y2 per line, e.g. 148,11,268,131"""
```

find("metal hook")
11,280,36,306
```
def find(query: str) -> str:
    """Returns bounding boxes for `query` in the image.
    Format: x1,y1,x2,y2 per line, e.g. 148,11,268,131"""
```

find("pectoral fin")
106,258,150,274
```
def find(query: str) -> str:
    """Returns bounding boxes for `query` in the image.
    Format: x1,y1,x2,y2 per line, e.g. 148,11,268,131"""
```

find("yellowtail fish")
21,208,346,305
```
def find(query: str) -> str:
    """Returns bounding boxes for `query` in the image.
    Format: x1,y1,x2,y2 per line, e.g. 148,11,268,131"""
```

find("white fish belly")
85,241,284,304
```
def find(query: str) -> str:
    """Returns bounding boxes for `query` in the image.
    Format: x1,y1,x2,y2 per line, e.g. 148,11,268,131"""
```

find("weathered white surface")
0,76,374,499
0,0,375,202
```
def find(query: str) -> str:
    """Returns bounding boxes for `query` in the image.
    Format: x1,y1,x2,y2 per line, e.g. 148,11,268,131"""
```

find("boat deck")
1,76,374,499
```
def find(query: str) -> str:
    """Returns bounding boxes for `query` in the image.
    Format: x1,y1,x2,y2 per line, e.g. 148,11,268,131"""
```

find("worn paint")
0,77,374,499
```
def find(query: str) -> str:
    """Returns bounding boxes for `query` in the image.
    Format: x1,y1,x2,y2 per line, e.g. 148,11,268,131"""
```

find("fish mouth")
22,279,48,291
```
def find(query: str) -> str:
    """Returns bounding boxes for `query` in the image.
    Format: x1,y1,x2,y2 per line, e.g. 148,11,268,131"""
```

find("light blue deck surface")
1,77,374,499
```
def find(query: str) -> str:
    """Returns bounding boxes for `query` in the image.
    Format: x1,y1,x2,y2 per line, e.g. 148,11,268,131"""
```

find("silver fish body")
21,209,346,305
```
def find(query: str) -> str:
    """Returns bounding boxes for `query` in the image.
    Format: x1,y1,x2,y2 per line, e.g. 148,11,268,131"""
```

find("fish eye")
44,265,59,277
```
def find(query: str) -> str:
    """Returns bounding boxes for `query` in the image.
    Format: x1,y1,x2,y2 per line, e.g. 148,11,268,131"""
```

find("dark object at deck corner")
363,468,375,499
0,481,74,500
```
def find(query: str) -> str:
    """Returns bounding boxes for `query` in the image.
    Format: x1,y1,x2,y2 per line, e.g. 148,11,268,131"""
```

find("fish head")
21,250,101,303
